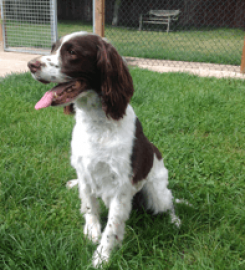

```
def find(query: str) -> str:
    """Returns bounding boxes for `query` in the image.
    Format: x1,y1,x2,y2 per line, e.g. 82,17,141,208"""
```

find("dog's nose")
28,60,41,73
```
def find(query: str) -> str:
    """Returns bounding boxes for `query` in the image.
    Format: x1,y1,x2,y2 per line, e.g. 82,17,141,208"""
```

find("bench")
139,10,180,33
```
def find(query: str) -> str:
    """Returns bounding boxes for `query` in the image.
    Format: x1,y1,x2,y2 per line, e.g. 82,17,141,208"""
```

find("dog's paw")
171,215,181,228
170,211,181,228
66,179,78,189
92,244,110,268
84,216,101,244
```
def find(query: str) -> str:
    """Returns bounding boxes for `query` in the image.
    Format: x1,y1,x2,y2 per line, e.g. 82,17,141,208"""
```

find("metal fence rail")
1,0,57,54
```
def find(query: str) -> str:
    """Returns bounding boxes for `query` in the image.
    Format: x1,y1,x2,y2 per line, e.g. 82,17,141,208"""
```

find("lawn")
4,22,53,49
1,69,245,269
58,21,244,66
4,20,244,65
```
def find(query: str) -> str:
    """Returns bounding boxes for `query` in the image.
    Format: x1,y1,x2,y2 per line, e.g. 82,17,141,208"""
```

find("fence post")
241,37,245,73
0,7,3,45
94,0,105,37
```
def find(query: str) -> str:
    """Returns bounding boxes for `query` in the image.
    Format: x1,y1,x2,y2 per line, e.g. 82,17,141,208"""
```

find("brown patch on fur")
64,104,75,115
152,144,162,160
131,118,162,184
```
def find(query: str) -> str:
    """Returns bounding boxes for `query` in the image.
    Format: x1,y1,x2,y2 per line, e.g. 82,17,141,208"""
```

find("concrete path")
0,42,244,79
125,57,245,79
0,42,39,77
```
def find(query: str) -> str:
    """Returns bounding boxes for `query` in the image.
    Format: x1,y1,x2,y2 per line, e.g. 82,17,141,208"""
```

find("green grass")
4,21,52,49
1,70,245,269
4,20,244,65
58,21,244,65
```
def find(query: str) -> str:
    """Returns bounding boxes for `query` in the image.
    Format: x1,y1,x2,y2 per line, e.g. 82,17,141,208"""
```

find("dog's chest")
70,111,136,199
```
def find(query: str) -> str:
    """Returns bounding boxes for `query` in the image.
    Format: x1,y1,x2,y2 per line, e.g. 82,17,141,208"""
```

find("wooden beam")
0,7,3,42
95,0,105,37
241,37,245,73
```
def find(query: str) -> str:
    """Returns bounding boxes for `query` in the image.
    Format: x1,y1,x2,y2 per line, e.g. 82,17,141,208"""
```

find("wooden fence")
0,8,3,44
241,38,245,73
94,0,105,37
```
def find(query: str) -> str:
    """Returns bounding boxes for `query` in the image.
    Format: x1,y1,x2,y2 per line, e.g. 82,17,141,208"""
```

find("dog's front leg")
78,182,101,244
93,186,133,268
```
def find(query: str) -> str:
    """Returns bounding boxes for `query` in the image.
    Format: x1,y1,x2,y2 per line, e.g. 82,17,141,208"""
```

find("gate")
0,0,57,55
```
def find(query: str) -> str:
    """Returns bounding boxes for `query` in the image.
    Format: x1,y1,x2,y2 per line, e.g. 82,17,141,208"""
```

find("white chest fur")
70,91,137,204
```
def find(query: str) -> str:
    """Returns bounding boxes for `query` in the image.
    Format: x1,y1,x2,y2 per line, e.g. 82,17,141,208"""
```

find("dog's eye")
69,50,76,55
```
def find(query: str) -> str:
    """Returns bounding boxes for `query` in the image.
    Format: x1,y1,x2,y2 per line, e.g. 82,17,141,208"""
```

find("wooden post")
241,37,245,73
94,0,105,37
0,7,3,43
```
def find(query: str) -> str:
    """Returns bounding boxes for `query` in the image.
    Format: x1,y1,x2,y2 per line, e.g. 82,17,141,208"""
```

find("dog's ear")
97,40,134,120
64,104,75,115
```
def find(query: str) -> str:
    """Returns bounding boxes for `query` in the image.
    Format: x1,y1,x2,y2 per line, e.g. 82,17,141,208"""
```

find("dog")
28,31,185,267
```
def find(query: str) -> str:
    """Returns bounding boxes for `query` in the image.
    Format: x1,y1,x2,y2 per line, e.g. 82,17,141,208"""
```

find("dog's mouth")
35,81,84,110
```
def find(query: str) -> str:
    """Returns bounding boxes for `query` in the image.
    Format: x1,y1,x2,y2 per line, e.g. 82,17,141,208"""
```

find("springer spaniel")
28,31,185,267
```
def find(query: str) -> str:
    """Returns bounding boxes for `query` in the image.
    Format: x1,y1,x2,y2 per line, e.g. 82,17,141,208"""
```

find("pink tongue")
35,91,54,110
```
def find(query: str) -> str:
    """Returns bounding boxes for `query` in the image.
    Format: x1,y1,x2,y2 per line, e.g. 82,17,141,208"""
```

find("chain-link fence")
104,0,245,73
1,0,57,54
57,0,93,37
57,0,244,74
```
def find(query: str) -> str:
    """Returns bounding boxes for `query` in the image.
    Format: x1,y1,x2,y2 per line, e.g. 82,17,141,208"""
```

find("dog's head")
28,31,134,120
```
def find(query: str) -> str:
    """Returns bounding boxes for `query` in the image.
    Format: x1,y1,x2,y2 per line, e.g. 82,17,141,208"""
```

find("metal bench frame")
139,10,180,33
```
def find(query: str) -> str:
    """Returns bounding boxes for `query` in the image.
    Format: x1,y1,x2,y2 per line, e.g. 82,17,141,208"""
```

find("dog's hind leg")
141,156,181,227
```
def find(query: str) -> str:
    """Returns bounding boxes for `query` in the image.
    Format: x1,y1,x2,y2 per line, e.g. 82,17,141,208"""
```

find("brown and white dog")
28,31,183,268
